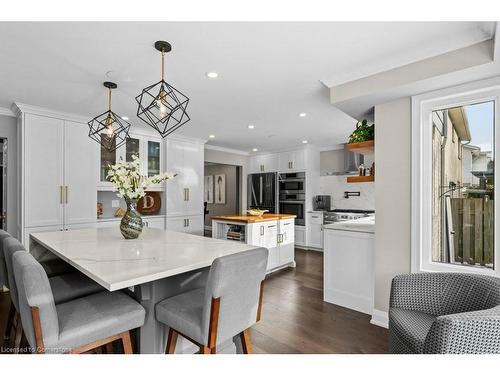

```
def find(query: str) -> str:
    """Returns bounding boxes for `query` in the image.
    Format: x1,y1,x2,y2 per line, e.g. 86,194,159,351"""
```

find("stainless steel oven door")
279,200,305,226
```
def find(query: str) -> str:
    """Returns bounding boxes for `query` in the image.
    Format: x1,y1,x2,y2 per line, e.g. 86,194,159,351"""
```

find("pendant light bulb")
105,114,114,136
157,89,168,119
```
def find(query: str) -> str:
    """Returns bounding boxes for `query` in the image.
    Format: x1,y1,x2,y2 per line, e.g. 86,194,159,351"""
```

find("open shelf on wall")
347,175,375,183
346,140,374,155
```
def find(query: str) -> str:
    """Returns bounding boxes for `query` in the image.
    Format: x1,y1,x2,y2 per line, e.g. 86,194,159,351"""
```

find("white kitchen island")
29,227,258,354
211,214,296,272
323,216,375,315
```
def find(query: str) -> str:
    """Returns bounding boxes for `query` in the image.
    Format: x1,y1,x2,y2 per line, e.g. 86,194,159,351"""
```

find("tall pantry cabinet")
14,104,98,246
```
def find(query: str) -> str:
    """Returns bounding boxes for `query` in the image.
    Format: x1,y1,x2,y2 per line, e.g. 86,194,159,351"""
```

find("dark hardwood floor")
251,249,388,354
0,249,387,354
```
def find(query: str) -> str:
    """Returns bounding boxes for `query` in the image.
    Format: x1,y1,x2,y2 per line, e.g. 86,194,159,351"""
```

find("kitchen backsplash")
319,175,374,210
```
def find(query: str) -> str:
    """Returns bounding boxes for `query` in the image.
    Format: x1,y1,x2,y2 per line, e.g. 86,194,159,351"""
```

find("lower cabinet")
294,226,306,247
142,217,166,229
166,215,204,236
307,212,324,250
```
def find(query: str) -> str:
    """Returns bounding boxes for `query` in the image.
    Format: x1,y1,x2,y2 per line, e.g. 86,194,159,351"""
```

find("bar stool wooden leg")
13,317,23,352
121,332,133,354
240,329,253,354
4,303,15,344
199,346,210,354
165,329,178,354
105,342,114,354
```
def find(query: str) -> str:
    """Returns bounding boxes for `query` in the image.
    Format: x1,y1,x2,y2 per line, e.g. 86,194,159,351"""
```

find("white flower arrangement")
107,155,175,201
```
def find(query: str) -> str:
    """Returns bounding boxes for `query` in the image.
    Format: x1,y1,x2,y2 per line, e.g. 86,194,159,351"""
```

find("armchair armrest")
423,306,500,354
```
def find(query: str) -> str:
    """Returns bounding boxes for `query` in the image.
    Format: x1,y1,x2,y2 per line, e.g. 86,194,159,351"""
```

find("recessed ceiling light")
121,116,129,120
298,112,307,117
248,124,255,129
209,134,215,139
302,140,308,144
206,72,218,79
252,148,258,152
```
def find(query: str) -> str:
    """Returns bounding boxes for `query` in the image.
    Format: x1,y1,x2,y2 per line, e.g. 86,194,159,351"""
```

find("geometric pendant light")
88,82,131,152
135,41,190,138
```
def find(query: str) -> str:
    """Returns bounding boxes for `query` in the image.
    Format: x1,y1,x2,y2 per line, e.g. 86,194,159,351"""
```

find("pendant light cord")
108,87,112,111
161,49,165,81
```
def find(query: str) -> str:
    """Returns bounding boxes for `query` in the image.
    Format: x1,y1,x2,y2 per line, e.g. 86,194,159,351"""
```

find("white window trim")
411,76,500,276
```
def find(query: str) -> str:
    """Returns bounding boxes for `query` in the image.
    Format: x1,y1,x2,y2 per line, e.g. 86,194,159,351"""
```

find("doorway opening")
0,138,7,231
204,162,242,237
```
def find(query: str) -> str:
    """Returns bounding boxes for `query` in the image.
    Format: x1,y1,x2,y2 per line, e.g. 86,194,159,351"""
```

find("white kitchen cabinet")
166,214,203,236
65,121,99,225
278,150,306,171
142,217,166,229
98,132,164,189
307,212,324,249
294,226,306,247
166,138,204,217
24,114,65,228
323,226,374,314
18,109,98,244
278,219,294,264
249,153,279,173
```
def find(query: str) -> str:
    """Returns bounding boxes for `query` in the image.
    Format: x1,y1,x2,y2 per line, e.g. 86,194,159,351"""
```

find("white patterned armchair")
389,273,500,354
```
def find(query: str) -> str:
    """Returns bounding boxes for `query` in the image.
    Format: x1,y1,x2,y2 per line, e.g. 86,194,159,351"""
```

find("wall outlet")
111,199,120,208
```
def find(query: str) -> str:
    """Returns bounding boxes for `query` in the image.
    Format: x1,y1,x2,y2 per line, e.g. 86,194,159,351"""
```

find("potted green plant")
348,119,374,144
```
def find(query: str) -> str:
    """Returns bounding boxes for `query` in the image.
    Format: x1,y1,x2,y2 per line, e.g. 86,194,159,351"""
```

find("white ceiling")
0,22,494,152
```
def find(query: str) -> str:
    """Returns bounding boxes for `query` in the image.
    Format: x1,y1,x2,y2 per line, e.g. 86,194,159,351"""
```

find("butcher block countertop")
211,214,296,223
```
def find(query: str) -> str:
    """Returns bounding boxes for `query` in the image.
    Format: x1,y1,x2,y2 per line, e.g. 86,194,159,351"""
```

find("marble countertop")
323,215,375,234
30,228,258,291
211,214,296,223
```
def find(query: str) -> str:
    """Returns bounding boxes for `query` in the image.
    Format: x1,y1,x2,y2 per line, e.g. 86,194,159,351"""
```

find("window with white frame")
412,78,500,276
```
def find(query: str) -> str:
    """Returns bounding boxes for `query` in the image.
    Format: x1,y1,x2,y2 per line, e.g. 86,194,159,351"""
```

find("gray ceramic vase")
120,198,143,239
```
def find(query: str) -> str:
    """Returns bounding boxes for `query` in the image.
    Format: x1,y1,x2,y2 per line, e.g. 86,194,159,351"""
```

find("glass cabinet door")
125,137,140,162
147,140,161,177
100,134,116,182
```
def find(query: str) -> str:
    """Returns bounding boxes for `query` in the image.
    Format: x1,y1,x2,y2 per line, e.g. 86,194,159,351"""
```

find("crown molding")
0,107,15,117
204,144,249,156
166,133,207,144
11,102,90,124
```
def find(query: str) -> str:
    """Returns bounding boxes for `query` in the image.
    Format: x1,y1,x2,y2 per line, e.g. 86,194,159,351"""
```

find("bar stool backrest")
13,250,59,349
202,247,268,345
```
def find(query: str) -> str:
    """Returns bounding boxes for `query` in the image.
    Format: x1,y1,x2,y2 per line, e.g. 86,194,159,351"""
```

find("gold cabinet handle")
65,186,69,204
60,186,63,204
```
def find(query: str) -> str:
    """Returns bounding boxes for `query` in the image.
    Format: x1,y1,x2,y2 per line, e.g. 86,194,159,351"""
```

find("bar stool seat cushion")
50,272,104,305
41,258,74,278
155,287,205,344
53,291,146,351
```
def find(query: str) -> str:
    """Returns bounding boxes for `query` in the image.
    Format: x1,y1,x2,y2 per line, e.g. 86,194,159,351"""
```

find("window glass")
432,101,494,269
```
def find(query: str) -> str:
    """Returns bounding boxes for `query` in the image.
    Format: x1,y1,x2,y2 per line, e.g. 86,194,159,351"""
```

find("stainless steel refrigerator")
247,172,278,213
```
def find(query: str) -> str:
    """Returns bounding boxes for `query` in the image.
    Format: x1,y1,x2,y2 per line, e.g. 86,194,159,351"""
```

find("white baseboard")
324,288,372,315
370,309,389,329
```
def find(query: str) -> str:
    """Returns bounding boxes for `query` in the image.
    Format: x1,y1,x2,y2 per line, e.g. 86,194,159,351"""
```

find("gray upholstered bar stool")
3,237,105,350
1,229,73,279
13,250,146,354
155,247,268,354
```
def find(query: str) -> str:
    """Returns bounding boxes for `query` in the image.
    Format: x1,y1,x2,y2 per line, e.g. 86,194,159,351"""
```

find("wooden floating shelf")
347,175,375,183
346,140,374,155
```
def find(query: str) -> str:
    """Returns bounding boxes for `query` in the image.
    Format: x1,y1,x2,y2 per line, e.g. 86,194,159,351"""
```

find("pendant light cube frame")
135,79,190,138
88,110,131,152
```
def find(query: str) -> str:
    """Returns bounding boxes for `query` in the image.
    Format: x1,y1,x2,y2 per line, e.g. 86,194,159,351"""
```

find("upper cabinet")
165,137,205,217
249,153,279,173
98,133,164,189
249,149,308,174
278,150,306,171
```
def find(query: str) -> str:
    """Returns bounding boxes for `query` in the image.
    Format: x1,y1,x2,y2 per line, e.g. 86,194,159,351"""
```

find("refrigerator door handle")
259,176,263,205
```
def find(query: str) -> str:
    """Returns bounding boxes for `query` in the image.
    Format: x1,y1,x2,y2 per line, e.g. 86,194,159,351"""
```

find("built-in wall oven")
278,172,305,226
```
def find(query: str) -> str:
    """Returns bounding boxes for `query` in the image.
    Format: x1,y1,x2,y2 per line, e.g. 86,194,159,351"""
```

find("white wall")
374,97,411,315
204,147,248,213
0,114,17,237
